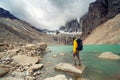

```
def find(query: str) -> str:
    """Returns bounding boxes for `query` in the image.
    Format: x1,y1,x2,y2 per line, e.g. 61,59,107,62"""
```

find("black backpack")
76,38,83,50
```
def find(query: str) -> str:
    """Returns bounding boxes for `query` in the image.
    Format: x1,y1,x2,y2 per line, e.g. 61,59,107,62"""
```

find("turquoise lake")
41,45,120,80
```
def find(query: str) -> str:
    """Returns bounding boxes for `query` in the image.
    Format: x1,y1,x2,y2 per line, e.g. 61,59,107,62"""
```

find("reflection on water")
41,45,120,80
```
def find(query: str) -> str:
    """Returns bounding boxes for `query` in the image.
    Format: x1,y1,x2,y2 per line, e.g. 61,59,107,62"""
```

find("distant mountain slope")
0,8,54,43
84,14,120,44
0,8,18,19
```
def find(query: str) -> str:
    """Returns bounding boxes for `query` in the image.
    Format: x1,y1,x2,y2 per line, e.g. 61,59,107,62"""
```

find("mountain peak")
0,7,18,20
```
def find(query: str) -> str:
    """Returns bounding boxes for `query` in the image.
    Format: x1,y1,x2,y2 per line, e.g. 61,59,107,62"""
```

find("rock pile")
0,43,48,80
20,43,47,57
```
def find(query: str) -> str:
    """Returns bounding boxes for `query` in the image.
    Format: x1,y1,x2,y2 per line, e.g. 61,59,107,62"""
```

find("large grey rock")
37,43,47,50
24,44,36,51
0,43,9,52
7,48,21,53
24,43,47,51
44,74,68,80
54,63,85,75
12,55,39,66
98,52,120,59
27,64,43,72
0,66,10,77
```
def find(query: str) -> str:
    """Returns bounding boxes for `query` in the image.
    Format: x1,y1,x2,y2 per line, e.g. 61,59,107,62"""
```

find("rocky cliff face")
0,8,54,43
84,14,120,44
81,0,120,39
59,19,81,32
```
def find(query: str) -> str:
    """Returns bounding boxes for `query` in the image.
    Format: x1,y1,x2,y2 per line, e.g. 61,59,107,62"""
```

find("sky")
0,0,95,30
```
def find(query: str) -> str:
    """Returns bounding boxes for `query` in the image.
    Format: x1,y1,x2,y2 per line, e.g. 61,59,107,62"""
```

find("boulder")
44,74,68,80
27,64,43,72
12,55,39,66
54,63,85,75
37,43,47,50
7,48,21,53
98,52,120,59
24,43,47,51
25,76,36,80
0,43,9,52
46,48,51,53
24,44,36,51
0,66,10,77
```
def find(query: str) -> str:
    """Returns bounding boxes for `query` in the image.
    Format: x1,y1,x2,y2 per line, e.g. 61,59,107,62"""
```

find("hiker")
72,37,83,66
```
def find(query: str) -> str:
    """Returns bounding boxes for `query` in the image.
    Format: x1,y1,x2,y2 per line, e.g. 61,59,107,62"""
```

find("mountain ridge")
0,8,54,44
0,8,18,19
59,19,81,33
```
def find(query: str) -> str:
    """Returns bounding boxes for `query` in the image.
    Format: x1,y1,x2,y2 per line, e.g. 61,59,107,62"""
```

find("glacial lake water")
41,45,120,80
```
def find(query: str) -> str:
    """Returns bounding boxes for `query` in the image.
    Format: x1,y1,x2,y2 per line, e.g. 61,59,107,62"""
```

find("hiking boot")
74,63,77,66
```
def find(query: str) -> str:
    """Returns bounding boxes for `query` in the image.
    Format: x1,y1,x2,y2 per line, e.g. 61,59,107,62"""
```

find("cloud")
0,0,95,30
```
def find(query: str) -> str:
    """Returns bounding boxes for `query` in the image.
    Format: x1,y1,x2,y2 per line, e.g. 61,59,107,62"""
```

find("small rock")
44,74,68,80
25,76,36,80
10,61,17,67
59,53,65,56
45,62,52,67
16,67,24,72
33,71,41,76
53,55,57,58
25,71,32,76
24,66,29,70
77,78,89,80
47,62,51,64
69,78,73,80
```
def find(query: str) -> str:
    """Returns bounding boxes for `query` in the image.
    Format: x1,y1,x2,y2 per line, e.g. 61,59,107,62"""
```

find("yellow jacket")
73,39,78,54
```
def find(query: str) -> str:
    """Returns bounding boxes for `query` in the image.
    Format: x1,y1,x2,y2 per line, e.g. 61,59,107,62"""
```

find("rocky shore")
0,43,48,80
